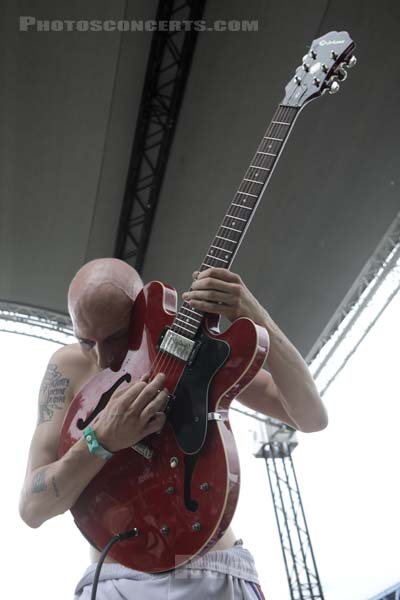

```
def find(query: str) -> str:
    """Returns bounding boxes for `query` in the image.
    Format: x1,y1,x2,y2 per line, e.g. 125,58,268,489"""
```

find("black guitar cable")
90,528,139,600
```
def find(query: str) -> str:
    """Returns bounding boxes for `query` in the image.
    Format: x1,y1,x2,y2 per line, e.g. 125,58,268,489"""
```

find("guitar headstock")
282,31,356,107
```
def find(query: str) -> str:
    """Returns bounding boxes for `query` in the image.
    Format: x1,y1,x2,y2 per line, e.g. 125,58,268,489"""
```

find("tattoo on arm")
38,363,70,424
31,469,47,493
52,476,60,498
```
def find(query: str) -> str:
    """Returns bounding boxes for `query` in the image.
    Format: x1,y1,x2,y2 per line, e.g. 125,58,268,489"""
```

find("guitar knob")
346,55,357,68
337,67,348,81
160,526,170,535
327,80,340,94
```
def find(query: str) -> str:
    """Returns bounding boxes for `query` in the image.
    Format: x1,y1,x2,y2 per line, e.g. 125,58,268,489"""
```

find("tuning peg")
302,54,309,63
336,67,348,81
346,55,357,68
327,80,340,94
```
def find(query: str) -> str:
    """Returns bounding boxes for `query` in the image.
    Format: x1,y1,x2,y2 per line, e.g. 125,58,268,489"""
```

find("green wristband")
83,426,113,461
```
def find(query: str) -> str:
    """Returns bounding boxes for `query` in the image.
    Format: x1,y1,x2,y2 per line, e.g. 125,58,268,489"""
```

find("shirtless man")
19,258,328,599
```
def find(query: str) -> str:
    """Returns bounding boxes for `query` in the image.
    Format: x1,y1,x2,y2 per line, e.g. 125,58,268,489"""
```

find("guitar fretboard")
172,104,300,340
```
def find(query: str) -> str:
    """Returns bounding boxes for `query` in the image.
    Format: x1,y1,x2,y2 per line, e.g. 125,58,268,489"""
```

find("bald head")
68,258,143,319
68,259,143,369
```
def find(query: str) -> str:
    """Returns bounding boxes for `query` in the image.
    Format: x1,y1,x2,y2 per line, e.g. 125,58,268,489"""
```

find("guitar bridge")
159,329,195,362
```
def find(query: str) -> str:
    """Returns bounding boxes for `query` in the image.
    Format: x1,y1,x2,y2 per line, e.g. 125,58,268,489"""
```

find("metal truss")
251,415,324,599
367,581,400,600
262,442,324,600
114,0,207,272
0,301,73,345
306,211,400,367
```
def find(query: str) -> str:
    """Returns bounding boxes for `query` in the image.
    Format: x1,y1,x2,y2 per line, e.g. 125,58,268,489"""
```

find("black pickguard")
167,331,230,455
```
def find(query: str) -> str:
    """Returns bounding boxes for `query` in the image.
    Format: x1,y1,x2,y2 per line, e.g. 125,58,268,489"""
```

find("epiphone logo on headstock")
319,39,345,46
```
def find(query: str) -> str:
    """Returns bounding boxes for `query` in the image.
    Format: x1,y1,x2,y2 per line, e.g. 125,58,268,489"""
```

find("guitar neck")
198,104,300,274
173,104,300,339
170,30,356,340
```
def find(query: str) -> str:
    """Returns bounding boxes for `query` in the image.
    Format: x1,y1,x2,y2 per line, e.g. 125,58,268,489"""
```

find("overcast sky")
2,289,399,599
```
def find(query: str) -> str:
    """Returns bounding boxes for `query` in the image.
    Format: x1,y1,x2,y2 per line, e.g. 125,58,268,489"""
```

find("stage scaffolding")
0,301,73,345
114,0,207,272
243,409,325,600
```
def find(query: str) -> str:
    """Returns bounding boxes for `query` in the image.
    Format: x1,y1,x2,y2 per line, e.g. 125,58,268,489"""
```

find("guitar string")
143,105,297,394
167,95,302,382
173,103,288,339
145,105,295,388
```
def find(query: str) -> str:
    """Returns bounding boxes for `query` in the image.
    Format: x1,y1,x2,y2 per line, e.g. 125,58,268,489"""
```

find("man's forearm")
262,312,328,432
19,437,105,528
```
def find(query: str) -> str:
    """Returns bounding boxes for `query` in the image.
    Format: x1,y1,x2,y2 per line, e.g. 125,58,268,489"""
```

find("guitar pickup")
159,328,195,362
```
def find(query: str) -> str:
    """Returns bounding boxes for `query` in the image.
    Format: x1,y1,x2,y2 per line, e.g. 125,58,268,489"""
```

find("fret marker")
255,172,259,177
232,221,236,225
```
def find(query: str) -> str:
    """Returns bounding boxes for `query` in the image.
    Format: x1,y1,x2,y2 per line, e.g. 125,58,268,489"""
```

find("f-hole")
184,453,199,512
76,373,132,430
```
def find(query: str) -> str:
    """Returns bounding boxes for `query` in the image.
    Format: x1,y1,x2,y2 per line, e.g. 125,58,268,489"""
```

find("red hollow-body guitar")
58,31,355,573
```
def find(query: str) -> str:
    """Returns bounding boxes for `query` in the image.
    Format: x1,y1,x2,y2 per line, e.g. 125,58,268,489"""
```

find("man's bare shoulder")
48,343,97,394
50,343,87,372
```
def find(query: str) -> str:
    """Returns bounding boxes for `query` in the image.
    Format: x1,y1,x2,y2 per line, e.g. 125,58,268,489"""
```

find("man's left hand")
182,267,268,325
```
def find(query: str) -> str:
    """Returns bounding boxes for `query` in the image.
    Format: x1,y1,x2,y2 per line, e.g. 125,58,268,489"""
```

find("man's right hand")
92,372,169,452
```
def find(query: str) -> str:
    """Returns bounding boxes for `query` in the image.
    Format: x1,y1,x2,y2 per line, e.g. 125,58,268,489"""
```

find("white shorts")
74,543,266,599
